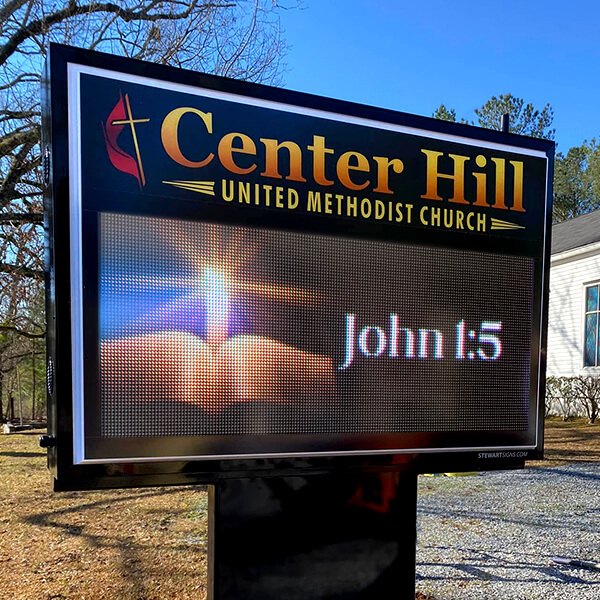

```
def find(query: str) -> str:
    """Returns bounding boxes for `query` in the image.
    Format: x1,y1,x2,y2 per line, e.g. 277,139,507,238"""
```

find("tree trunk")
31,348,36,421
17,365,23,426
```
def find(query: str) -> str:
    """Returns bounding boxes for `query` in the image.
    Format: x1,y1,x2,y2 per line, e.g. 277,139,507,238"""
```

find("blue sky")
279,0,600,153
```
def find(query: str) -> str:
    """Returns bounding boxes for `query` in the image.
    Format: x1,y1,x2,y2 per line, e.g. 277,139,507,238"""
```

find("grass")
0,431,208,600
530,416,600,467
1,418,599,599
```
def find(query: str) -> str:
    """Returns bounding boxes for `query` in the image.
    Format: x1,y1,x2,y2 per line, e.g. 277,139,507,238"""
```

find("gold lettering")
288,188,299,209
373,156,404,194
307,136,334,186
337,151,370,191
221,179,234,201
275,186,284,208
263,184,272,206
466,212,475,231
347,196,358,217
510,160,525,212
472,155,489,207
491,157,507,210
218,133,257,175
421,150,469,204
360,198,372,218
477,213,486,231
395,203,404,223
239,181,251,204
161,107,214,168
307,191,321,212
260,139,306,182
443,209,453,228
254,183,260,205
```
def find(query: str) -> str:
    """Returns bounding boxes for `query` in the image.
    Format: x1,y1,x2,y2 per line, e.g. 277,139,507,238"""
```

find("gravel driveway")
416,463,600,599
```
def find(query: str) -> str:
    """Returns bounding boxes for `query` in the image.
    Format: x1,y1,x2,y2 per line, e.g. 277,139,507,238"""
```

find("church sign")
43,45,553,489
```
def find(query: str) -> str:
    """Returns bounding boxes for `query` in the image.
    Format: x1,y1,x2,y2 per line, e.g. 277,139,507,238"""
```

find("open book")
101,331,337,415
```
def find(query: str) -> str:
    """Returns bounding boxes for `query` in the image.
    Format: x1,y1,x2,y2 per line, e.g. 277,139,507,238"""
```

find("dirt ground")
1,419,598,600
0,431,208,600
531,417,600,466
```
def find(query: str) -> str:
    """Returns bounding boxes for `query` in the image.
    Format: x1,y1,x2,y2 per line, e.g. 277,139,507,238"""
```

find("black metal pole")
501,113,510,133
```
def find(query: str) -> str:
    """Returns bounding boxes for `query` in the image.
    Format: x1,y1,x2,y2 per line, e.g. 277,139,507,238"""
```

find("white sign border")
67,63,548,465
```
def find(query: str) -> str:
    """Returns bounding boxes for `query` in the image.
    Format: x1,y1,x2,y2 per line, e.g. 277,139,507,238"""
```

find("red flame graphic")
102,94,143,187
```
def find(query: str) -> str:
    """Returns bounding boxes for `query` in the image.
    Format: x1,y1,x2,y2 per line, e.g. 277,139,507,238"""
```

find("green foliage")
431,103,472,125
474,93,555,140
432,93,555,140
432,94,600,223
432,104,457,122
553,139,600,222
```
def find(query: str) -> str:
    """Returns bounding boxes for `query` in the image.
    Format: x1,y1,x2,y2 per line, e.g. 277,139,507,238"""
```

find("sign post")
43,44,553,597
209,470,418,600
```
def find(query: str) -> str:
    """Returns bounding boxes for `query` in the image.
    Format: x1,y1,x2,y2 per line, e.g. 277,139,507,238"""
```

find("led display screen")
44,46,553,483
100,213,533,441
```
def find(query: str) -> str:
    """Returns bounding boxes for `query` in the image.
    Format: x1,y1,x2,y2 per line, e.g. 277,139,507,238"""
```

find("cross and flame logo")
102,93,149,188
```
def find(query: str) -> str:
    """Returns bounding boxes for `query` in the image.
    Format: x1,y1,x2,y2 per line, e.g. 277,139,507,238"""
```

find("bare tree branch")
0,212,43,224
0,0,29,26
0,126,39,157
0,110,41,123
0,262,44,279
0,325,45,339
0,0,294,380
0,73,40,92
0,1,235,67
3,349,45,362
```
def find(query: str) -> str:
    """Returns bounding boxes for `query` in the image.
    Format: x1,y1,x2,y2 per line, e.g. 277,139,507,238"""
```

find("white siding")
547,248,600,376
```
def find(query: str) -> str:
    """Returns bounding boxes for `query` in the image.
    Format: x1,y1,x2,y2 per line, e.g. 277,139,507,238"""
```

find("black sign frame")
43,44,554,490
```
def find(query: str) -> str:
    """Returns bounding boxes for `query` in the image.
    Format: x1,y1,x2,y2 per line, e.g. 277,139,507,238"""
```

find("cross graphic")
110,93,150,186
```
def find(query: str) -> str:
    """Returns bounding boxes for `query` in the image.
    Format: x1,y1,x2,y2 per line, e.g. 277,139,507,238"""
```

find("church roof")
552,209,600,255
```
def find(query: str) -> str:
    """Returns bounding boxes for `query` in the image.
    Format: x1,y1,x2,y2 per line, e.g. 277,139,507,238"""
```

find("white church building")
547,209,600,377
